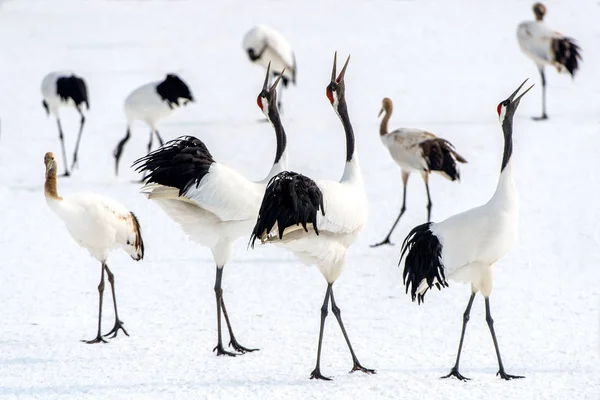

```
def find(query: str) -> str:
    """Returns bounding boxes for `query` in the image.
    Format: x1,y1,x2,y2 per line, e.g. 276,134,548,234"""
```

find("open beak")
270,67,285,92
508,78,535,104
330,51,351,83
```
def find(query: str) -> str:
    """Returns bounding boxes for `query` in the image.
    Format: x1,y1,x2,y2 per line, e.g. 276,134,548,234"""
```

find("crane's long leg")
113,128,131,176
371,170,410,247
485,297,524,380
442,292,476,381
70,110,86,171
310,283,333,380
330,287,375,375
147,129,153,154
213,266,236,357
56,118,70,177
102,264,129,339
83,262,108,344
423,173,433,222
533,67,548,121
154,130,164,147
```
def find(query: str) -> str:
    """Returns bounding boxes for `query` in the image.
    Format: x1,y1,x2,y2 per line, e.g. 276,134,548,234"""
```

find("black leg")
310,283,333,380
424,175,433,222
70,111,86,170
113,128,131,176
102,265,129,339
371,171,409,247
155,130,164,147
82,262,108,344
330,287,375,375
485,297,524,380
533,68,548,121
220,298,258,354
213,266,236,357
442,292,476,381
56,119,70,177
147,129,154,154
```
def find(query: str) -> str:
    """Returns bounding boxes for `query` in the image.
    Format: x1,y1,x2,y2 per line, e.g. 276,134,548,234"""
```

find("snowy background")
0,0,599,398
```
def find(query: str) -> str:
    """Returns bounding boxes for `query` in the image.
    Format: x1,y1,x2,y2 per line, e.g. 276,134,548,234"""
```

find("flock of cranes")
40,3,581,381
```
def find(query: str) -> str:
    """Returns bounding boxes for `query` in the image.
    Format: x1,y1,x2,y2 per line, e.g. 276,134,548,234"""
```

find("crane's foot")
532,114,548,121
441,367,470,381
81,335,108,344
310,367,332,381
370,237,393,248
103,320,129,339
213,344,237,357
350,361,376,375
60,171,71,178
228,337,259,354
497,369,524,380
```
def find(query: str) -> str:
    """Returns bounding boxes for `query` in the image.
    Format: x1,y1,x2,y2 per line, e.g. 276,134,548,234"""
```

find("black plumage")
56,75,89,110
156,74,194,109
552,37,582,77
420,138,467,181
400,222,448,304
133,135,214,196
250,171,324,246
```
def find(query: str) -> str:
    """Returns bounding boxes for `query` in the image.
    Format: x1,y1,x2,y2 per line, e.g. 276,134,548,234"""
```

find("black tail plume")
552,37,582,77
420,139,467,181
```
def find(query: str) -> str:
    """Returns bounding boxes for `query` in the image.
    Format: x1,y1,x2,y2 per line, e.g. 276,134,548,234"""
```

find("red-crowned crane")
132,64,287,356
517,2,582,120
250,53,375,381
400,80,534,380
113,73,194,176
41,71,89,177
371,97,467,247
43,152,144,343
243,24,296,111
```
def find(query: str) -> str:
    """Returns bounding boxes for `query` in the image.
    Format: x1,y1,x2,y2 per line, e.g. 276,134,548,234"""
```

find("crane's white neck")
266,149,288,181
491,158,517,206
341,154,363,184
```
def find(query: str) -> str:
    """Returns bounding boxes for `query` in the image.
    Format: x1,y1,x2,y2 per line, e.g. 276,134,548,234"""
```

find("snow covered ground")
0,0,599,398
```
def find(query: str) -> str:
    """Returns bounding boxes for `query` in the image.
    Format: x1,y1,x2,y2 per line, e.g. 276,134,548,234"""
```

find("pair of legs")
311,282,375,380
113,127,164,176
84,262,128,344
55,110,86,177
213,266,258,356
371,170,432,247
443,292,524,380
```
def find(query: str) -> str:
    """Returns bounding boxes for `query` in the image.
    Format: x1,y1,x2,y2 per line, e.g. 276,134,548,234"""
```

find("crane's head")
326,52,350,112
533,2,546,21
379,97,393,117
256,62,284,118
165,74,195,106
44,152,57,175
496,79,534,125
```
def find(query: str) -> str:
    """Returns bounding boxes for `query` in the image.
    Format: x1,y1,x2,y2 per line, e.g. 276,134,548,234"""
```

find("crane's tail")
552,37,582,77
400,222,448,304
126,212,145,261
421,139,467,181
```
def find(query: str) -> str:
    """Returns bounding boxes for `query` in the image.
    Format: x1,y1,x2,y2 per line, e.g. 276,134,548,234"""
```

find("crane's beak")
270,68,285,92
378,107,384,117
508,78,534,104
336,55,350,83
262,61,271,91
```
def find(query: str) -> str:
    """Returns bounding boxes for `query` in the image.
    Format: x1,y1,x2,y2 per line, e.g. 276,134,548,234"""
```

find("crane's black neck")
500,117,513,172
268,106,287,164
337,100,355,162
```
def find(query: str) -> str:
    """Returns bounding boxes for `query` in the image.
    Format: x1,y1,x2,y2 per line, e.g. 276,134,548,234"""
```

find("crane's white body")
46,193,143,263
517,20,563,70
143,153,287,266
266,158,367,283
41,71,80,116
243,25,296,84
381,129,437,173
418,160,518,297
125,80,180,129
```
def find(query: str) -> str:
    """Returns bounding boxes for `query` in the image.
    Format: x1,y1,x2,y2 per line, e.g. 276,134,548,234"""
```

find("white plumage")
134,68,287,356
516,2,581,120
41,71,89,177
113,73,195,176
43,152,144,344
371,97,466,247
400,80,534,381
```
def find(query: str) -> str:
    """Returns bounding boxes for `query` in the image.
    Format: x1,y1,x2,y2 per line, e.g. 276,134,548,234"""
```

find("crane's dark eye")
503,100,509,106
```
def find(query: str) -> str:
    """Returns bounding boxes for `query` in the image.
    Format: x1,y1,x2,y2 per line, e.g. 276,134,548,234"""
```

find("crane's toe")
213,344,237,357
103,320,129,339
82,335,108,344
441,367,470,381
310,368,332,381
497,370,525,380
350,361,376,375
228,338,259,354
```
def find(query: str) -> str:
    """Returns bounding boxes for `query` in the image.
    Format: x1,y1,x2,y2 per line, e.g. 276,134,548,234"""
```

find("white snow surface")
0,0,599,398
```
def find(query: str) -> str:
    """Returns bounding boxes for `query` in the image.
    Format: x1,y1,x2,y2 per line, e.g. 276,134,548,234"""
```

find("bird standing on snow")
113,73,194,176
243,24,296,111
133,64,287,356
371,97,466,248
41,71,89,177
517,2,581,120
44,152,144,343
400,80,534,380
251,53,375,380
